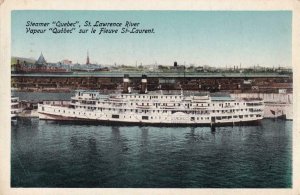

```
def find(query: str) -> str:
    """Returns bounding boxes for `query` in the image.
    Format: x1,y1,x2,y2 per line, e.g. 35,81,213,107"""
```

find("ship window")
112,114,119,119
201,117,203,120
42,107,44,111
191,117,195,121
228,116,232,119
245,115,248,117
142,116,149,120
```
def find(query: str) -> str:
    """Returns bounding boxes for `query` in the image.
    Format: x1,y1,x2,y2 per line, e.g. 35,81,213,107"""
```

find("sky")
11,11,291,67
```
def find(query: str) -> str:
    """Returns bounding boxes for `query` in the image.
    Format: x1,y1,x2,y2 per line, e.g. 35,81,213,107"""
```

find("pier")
11,72,292,93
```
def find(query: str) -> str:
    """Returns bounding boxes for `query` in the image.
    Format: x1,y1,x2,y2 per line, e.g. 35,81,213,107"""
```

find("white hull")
38,104,263,125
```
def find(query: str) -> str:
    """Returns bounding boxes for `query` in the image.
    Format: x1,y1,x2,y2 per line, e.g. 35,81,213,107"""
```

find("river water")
11,118,292,188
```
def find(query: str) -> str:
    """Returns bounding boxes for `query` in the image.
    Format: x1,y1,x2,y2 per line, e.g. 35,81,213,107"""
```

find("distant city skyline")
12,11,291,67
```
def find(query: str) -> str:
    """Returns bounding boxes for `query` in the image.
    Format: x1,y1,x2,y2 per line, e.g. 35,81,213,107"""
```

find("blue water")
11,118,292,188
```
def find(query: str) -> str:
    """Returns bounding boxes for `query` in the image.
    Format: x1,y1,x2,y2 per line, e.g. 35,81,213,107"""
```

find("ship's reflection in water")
11,118,292,188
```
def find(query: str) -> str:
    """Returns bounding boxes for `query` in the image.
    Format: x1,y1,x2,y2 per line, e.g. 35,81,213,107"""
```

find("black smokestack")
140,74,147,94
123,74,130,93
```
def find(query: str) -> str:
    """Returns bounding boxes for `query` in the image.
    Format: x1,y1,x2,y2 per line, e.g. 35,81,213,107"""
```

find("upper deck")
71,90,263,106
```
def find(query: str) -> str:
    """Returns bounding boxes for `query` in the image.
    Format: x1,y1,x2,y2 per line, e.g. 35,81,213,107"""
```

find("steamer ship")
38,75,264,125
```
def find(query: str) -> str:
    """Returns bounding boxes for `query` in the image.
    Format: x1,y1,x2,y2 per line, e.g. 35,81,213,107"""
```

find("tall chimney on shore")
123,74,130,93
86,50,90,65
140,75,148,94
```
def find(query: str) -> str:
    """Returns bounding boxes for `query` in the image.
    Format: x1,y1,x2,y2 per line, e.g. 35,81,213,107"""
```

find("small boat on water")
11,96,20,122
